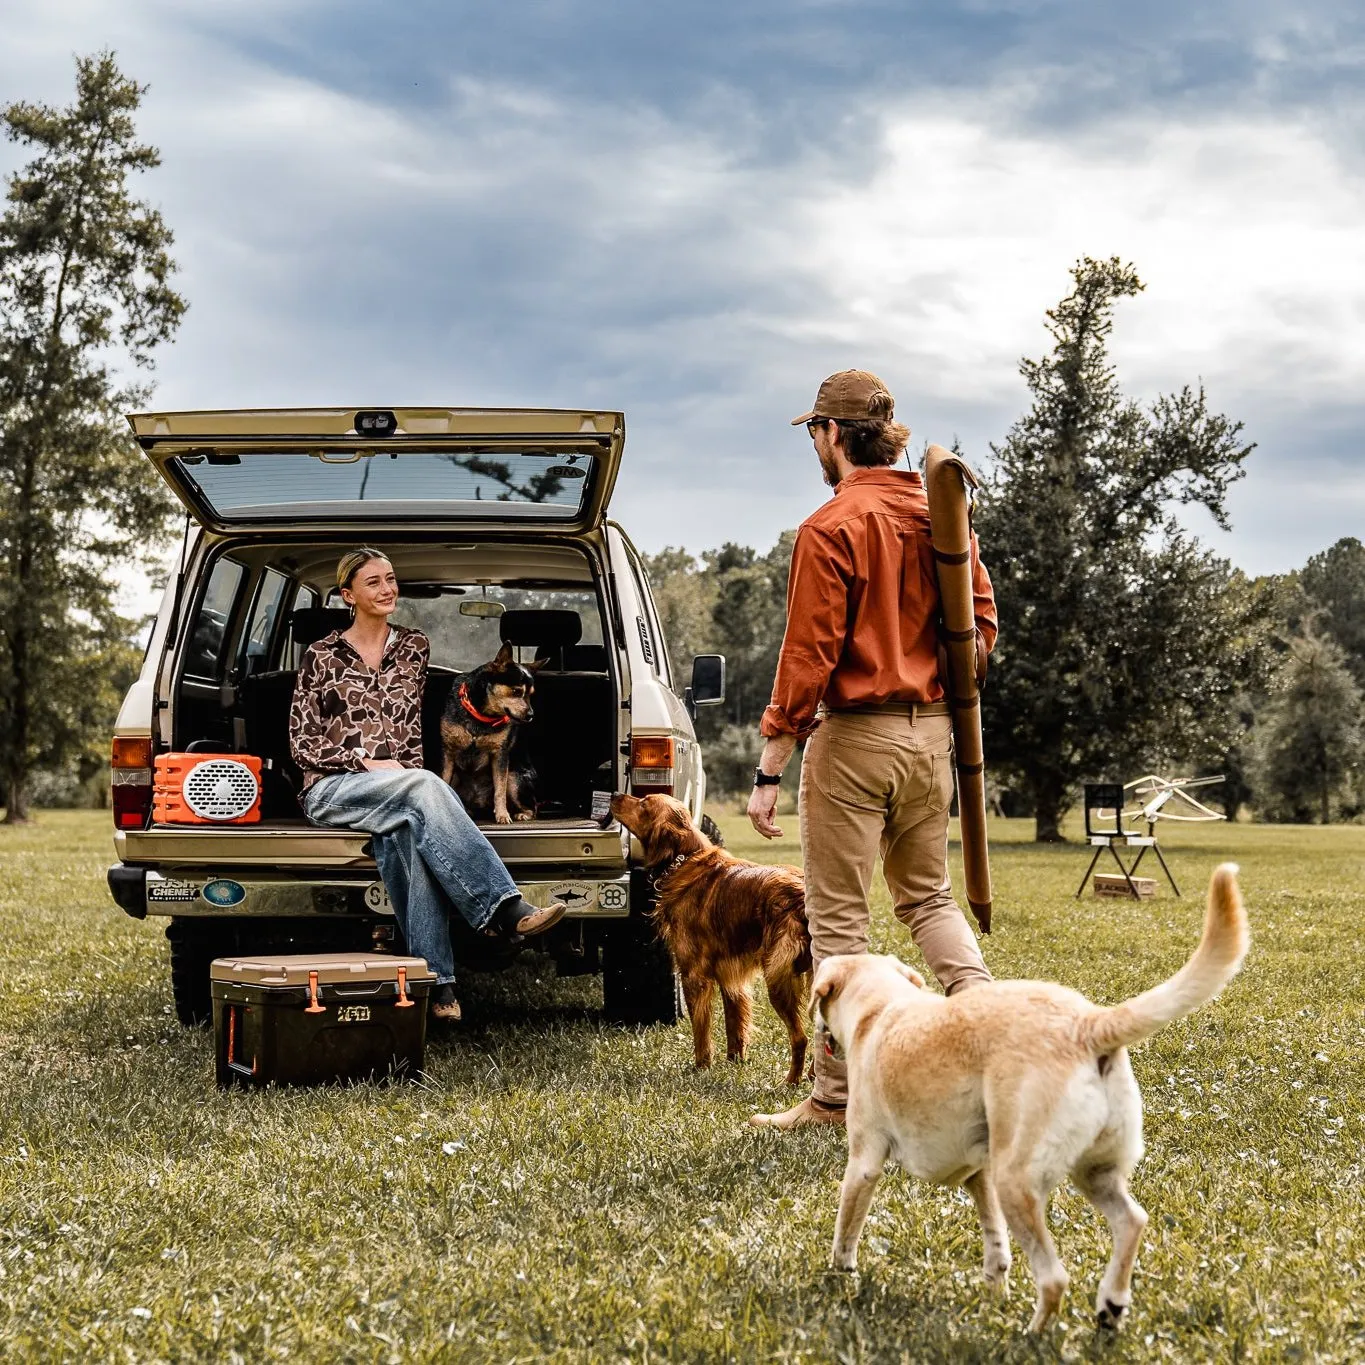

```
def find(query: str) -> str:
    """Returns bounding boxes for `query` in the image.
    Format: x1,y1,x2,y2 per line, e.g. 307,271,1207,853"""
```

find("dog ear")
891,958,926,989
526,657,548,673
812,957,847,1005
492,641,515,668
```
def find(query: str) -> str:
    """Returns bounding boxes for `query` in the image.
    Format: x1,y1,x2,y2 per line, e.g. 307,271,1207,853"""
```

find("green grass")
1,810,1362,1362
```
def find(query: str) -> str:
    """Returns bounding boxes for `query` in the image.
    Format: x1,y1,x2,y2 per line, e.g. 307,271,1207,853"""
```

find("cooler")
211,953,435,1088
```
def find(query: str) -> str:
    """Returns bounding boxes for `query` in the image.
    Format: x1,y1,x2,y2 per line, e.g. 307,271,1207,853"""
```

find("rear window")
169,449,598,522
384,586,606,674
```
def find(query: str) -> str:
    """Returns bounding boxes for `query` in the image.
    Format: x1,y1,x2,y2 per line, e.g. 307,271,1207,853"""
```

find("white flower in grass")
130,1307,152,1320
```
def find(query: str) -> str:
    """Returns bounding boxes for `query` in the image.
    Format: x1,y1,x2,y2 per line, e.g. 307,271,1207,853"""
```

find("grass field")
0,809,1362,1362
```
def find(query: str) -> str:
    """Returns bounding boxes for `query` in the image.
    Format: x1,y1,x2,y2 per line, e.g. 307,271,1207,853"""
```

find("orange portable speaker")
153,753,263,824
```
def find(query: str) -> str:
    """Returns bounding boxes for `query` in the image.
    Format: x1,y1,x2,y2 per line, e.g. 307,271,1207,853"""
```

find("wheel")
700,813,725,848
166,917,227,1027
602,917,683,1026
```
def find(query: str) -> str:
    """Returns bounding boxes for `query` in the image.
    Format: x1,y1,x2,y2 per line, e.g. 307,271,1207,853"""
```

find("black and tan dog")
440,643,539,824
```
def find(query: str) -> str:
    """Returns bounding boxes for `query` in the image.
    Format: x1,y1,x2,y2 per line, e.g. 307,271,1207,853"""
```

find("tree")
642,535,794,795
701,532,794,736
1251,630,1363,823
0,53,184,820
1299,537,1365,688
976,257,1257,840
642,546,717,672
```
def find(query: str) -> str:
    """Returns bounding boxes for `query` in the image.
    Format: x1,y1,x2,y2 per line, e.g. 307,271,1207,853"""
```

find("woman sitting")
289,547,563,1021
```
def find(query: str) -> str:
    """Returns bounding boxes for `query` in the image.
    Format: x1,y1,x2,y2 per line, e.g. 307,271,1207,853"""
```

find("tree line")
2,61,1360,836
649,260,1364,837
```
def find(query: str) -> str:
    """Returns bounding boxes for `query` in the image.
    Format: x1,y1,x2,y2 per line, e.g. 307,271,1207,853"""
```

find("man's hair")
336,546,390,590
832,418,911,467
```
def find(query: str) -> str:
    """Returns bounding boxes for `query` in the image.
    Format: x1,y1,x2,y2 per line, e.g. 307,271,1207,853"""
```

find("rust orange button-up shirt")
760,467,997,740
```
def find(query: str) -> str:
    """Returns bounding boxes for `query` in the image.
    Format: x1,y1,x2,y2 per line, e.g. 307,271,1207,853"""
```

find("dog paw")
1096,1298,1127,1330
514,810,534,822
493,811,512,825
982,1268,1011,1296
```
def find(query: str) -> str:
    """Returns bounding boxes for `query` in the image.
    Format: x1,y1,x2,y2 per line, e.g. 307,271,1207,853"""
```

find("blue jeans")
304,768,519,986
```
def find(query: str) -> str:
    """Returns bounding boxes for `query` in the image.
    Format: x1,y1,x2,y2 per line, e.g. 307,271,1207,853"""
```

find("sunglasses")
806,419,829,436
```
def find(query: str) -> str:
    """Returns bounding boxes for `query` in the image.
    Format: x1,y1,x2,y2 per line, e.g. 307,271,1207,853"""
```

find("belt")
827,700,950,718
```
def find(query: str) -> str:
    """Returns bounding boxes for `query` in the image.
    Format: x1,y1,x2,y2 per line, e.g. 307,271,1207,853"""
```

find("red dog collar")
458,683,510,728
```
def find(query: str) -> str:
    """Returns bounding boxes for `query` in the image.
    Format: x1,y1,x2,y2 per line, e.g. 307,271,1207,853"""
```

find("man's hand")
748,783,783,840
364,758,405,771
747,734,797,839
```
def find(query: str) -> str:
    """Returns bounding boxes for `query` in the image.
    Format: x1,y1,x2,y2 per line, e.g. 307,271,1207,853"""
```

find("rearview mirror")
690,654,726,706
459,600,505,619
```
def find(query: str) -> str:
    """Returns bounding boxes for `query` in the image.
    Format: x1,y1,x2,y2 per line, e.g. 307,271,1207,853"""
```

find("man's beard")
817,447,842,487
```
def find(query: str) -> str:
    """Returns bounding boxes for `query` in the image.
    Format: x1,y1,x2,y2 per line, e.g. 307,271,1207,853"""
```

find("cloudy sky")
5,0,1363,580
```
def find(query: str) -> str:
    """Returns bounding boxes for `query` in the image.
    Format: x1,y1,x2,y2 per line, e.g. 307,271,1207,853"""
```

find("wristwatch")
753,767,782,787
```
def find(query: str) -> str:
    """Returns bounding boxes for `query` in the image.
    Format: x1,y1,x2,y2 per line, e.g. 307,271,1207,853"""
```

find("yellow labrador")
814,864,1248,1333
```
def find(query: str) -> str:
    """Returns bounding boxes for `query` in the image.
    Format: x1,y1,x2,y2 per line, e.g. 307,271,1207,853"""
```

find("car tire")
602,917,683,1027
166,917,224,1027
700,813,725,848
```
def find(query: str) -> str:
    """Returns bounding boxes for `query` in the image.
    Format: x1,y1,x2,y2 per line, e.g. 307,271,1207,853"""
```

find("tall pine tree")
976,257,1258,840
0,53,184,820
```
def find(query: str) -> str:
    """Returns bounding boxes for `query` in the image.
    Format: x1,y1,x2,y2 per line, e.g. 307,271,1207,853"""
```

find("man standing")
749,371,996,1130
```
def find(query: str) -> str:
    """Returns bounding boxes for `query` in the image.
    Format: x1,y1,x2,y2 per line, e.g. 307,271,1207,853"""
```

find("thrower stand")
1074,782,1178,899
1074,775,1226,899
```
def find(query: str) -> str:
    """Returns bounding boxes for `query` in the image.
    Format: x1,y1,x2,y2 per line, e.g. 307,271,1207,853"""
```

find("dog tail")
1084,863,1249,1055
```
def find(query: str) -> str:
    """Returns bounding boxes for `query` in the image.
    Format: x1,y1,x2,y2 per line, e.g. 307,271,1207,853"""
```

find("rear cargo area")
166,541,621,827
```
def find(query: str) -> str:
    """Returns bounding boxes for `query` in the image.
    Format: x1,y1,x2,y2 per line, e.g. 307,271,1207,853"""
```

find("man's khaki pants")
800,705,992,1106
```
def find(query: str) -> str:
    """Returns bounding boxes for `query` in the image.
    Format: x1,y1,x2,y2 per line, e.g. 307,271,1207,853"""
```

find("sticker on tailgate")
546,882,595,911
597,883,628,911
147,878,200,903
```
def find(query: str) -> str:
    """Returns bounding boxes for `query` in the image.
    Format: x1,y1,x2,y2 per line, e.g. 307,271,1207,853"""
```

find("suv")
106,407,726,1027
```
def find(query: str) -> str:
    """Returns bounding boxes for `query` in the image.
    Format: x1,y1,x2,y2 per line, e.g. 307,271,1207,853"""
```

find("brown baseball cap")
791,369,895,425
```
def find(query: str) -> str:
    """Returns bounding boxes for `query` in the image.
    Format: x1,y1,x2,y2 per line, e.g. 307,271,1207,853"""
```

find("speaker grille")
182,759,259,821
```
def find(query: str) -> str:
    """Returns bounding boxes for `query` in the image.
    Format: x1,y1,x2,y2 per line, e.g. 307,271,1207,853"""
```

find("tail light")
111,736,154,830
631,736,675,795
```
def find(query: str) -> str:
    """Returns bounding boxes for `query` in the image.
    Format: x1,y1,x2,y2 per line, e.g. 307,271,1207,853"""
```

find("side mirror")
689,654,726,706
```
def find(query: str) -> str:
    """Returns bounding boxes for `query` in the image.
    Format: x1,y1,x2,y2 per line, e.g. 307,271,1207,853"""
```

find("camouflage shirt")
290,626,429,791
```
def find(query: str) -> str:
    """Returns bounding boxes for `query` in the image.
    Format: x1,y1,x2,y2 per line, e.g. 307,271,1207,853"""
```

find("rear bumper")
114,817,629,870
108,866,633,921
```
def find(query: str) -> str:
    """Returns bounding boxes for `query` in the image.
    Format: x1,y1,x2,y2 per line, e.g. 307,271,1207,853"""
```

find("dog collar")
650,850,693,890
458,683,510,728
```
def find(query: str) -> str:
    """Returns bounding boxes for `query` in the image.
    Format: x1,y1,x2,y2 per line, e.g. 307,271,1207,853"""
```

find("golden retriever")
611,793,811,1083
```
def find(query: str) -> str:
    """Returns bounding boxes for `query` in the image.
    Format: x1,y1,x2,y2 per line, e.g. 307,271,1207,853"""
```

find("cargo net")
183,759,259,821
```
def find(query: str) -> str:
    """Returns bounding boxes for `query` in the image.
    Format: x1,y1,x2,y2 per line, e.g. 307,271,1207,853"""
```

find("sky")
4,0,1363,592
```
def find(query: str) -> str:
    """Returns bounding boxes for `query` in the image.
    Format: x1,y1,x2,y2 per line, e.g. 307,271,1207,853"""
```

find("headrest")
290,607,352,650
561,644,608,672
499,609,582,648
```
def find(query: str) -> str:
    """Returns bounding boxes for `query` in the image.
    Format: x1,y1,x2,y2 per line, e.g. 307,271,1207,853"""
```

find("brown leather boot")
429,983,462,1023
749,1095,846,1130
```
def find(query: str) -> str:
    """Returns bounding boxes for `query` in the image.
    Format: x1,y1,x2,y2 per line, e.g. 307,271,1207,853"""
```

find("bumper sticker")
202,879,247,908
596,883,629,912
546,882,596,912
147,878,200,903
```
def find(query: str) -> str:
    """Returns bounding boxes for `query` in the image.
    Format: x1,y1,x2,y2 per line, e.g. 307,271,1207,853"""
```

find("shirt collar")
835,466,923,494
327,626,400,665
